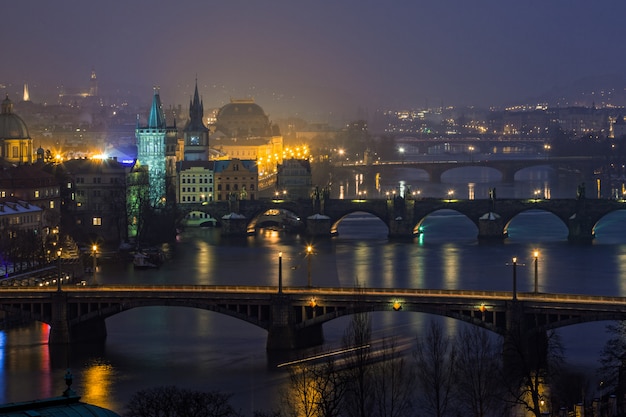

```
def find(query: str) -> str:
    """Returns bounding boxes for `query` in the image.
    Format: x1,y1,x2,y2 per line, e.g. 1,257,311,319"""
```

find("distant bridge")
180,197,626,242
336,155,604,183
2,285,626,351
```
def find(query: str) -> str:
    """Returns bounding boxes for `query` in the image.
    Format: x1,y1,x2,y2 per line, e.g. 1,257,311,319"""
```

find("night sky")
4,1,626,119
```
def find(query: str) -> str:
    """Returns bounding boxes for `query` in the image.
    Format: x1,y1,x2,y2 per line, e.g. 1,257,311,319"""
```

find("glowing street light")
533,250,539,294
447,189,455,201
306,245,314,287
399,147,405,164
278,252,283,294
92,244,98,284
56,249,62,292
511,257,518,300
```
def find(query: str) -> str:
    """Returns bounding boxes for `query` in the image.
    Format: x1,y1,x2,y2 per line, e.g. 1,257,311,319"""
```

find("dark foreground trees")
124,317,574,417
125,386,240,417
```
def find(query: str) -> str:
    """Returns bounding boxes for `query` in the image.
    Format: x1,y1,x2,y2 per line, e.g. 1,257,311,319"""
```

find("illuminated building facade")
176,160,214,203
183,81,209,161
276,158,313,199
136,89,177,205
0,164,60,232
213,159,257,201
0,95,33,164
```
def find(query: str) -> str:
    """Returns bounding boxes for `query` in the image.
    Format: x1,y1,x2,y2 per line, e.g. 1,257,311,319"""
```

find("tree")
598,321,626,406
413,320,458,417
371,336,415,417
502,326,563,417
454,326,504,417
124,385,241,417
283,358,346,417
341,311,374,417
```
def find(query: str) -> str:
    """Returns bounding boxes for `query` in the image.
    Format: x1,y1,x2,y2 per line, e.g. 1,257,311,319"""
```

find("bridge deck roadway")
2,285,625,310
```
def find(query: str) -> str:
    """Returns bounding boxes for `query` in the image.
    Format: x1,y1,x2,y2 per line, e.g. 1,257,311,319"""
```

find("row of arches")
239,207,626,242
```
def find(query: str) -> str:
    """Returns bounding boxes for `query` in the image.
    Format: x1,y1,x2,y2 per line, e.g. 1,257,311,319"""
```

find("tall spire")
186,80,207,131
147,87,167,129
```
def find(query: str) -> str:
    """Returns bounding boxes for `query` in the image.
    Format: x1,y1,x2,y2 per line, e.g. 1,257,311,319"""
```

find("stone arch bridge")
180,197,626,242
2,286,626,352
337,156,603,183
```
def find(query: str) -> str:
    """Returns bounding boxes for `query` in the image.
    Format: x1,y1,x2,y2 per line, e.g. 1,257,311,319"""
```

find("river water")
2,160,626,415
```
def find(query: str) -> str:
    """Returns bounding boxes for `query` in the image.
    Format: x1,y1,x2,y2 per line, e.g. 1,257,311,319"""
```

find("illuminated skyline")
4,1,626,120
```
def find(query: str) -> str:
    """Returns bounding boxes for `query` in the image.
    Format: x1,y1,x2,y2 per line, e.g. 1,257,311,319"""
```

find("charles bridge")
184,195,626,242
2,285,626,355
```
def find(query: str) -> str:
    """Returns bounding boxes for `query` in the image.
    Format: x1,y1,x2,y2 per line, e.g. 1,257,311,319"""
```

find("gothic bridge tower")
136,88,177,205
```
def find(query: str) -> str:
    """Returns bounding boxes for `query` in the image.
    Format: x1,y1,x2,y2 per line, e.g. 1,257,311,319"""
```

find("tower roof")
147,88,167,129
184,80,208,133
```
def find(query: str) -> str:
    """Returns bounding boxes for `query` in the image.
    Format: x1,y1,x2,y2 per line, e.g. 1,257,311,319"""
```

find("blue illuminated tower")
136,88,177,205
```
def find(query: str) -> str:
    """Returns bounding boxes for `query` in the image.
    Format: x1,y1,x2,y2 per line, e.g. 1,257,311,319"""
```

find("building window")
49,201,54,209
34,190,40,198
92,217,102,226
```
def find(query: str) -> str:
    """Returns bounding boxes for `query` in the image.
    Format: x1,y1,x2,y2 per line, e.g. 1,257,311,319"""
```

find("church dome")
0,95,30,139
215,99,271,137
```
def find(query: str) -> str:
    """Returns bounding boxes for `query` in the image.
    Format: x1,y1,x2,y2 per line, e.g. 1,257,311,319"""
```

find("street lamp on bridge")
92,244,98,284
511,257,517,300
306,245,314,287
56,249,62,292
533,250,539,294
278,252,283,294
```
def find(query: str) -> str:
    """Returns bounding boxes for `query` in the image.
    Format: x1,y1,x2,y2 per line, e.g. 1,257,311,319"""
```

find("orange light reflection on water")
81,361,115,410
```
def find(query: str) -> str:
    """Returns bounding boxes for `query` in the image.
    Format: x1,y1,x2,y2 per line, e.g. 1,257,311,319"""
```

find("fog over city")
4,1,626,119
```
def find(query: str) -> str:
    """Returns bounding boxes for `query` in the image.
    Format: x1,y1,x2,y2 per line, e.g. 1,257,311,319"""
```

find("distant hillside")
523,74,626,108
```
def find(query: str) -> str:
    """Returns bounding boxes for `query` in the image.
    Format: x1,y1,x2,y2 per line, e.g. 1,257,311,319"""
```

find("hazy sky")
4,1,626,119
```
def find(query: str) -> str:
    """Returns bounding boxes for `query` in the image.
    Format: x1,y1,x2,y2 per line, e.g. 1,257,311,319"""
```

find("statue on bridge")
576,182,586,200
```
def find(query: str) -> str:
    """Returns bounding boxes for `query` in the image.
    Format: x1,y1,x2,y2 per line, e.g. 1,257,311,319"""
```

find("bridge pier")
220,214,250,236
49,292,70,344
503,300,549,378
477,212,507,240
267,295,324,350
387,198,416,239
306,214,332,237
567,213,595,243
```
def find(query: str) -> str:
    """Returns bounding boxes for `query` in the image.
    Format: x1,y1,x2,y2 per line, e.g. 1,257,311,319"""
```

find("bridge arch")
591,209,626,242
330,211,389,236
415,208,479,237
440,166,503,183
503,209,569,240
246,207,305,234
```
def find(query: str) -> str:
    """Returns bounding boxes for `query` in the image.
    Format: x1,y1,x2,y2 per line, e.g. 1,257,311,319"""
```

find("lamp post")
92,244,98,283
512,257,517,300
533,250,539,294
56,249,62,292
306,245,313,287
278,252,283,294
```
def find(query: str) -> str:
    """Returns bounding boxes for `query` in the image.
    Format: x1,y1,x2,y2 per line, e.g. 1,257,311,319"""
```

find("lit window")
34,190,40,198
49,201,54,209
92,217,102,226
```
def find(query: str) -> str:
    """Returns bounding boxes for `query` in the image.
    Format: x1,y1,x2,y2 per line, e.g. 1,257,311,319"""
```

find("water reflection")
3,198,626,414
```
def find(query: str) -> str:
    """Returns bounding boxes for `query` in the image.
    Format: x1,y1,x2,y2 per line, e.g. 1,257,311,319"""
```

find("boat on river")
133,249,164,269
